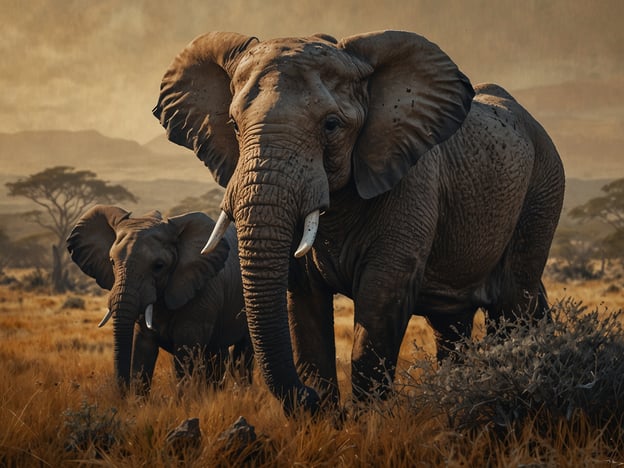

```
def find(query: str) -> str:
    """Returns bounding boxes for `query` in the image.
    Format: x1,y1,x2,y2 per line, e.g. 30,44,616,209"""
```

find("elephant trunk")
109,287,138,391
231,161,322,414
238,223,297,391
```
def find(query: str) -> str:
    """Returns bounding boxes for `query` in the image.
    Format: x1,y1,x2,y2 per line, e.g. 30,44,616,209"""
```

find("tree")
569,178,624,233
6,166,138,292
549,226,602,280
569,177,624,270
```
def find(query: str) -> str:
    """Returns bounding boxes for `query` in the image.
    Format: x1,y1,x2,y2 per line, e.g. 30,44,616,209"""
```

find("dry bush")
63,401,123,456
405,299,624,436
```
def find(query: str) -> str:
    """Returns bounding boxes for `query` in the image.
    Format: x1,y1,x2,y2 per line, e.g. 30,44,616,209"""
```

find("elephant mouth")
201,209,320,258
98,304,154,330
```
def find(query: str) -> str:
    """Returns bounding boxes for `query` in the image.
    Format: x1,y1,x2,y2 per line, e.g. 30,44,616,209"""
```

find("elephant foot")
281,385,321,417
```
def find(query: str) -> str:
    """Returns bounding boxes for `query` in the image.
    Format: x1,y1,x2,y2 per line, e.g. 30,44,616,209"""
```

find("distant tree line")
2,165,622,291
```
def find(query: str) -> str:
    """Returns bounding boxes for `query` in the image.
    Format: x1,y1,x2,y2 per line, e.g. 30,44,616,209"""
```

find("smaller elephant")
67,204,252,394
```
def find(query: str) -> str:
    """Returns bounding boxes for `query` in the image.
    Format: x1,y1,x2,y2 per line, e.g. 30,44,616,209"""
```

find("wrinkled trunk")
109,287,138,391
226,144,325,413
236,209,303,399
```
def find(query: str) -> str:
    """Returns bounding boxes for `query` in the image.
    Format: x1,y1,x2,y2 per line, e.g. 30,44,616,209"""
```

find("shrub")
61,296,86,309
0,273,17,285
547,257,601,282
63,401,124,456
19,268,50,291
405,299,624,434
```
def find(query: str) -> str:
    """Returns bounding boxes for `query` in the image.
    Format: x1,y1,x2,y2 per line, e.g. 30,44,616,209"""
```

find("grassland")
0,274,623,466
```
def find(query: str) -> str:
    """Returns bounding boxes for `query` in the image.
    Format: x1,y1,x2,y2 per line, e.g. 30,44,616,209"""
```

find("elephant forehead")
235,39,355,85
231,41,363,122
113,221,174,252
121,217,162,230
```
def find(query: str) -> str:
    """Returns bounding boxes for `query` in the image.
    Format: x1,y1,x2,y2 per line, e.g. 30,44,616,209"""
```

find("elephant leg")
351,279,413,403
287,266,337,408
173,344,222,391
131,326,159,395
426,308,476,362
489,181,562,328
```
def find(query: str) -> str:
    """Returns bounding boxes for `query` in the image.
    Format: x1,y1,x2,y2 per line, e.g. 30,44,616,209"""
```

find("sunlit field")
1,271,623,466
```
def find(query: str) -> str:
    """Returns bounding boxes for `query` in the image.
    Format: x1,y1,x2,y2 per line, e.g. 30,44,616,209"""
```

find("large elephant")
153,30,565,414
67,205,251,394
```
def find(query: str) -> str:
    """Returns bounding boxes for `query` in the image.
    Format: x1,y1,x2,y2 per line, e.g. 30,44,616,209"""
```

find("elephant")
66,204,252,394
153,30,565,415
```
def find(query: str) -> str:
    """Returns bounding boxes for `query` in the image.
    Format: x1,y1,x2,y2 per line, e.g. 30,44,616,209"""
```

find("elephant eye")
228,118,239,136
152,260,166,273
323,116,342,133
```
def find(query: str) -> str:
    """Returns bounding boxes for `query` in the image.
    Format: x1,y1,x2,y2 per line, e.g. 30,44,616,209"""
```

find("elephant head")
153,30,474,412
66,204,230,390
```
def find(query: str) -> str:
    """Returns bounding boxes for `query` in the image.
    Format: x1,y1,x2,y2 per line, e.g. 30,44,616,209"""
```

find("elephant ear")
164,212,231,310
153,32,259,187
66,205,130,290
340,30,475,199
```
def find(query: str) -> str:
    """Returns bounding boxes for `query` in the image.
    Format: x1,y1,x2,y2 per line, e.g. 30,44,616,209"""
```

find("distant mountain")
0,129,222,231
1,80,622,226
142,78,624,182
0,129,211,183
2,75,623,186
143,133,186,155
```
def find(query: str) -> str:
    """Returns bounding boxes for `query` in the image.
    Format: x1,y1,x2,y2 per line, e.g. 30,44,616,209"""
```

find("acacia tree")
6,166,137,292
569,178,624,267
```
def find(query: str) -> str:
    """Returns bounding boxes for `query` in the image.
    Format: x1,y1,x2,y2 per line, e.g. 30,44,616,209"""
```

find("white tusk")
98,308,113,328
145,304,154,330
201,210,230,255
294,210,320,258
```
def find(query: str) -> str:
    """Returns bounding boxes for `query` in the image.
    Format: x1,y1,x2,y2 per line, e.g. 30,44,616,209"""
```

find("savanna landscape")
1,274,624,465
2,1,624,466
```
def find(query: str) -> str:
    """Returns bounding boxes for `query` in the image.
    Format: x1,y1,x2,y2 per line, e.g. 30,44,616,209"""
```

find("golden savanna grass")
1,274,623,466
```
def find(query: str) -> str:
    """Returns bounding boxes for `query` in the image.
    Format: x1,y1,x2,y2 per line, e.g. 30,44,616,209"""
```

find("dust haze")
1,0,623,178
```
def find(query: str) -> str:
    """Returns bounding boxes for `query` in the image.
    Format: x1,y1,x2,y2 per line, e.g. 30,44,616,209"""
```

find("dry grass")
0,275,623,466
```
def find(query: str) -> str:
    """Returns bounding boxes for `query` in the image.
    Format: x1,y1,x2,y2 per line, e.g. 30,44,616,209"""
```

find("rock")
165,417,202,457
217,416,260,461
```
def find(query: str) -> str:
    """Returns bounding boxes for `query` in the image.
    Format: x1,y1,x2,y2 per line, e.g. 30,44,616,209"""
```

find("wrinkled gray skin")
153,30,565,414
67,205,251,394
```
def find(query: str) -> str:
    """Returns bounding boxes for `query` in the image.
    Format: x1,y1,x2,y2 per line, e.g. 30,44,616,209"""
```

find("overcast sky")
2,0,622,143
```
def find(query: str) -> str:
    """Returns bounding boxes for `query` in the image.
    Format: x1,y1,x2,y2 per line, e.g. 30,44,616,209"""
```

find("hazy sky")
2,0,622,143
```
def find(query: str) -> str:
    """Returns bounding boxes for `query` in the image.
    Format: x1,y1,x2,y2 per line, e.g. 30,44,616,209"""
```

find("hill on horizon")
1,77,622,184
0,129,209,183
0,77,621,240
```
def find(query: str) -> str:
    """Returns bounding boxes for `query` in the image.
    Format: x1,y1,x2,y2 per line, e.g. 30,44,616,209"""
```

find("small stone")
165,417,202,457
217,416,261,462
218,416,256,449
